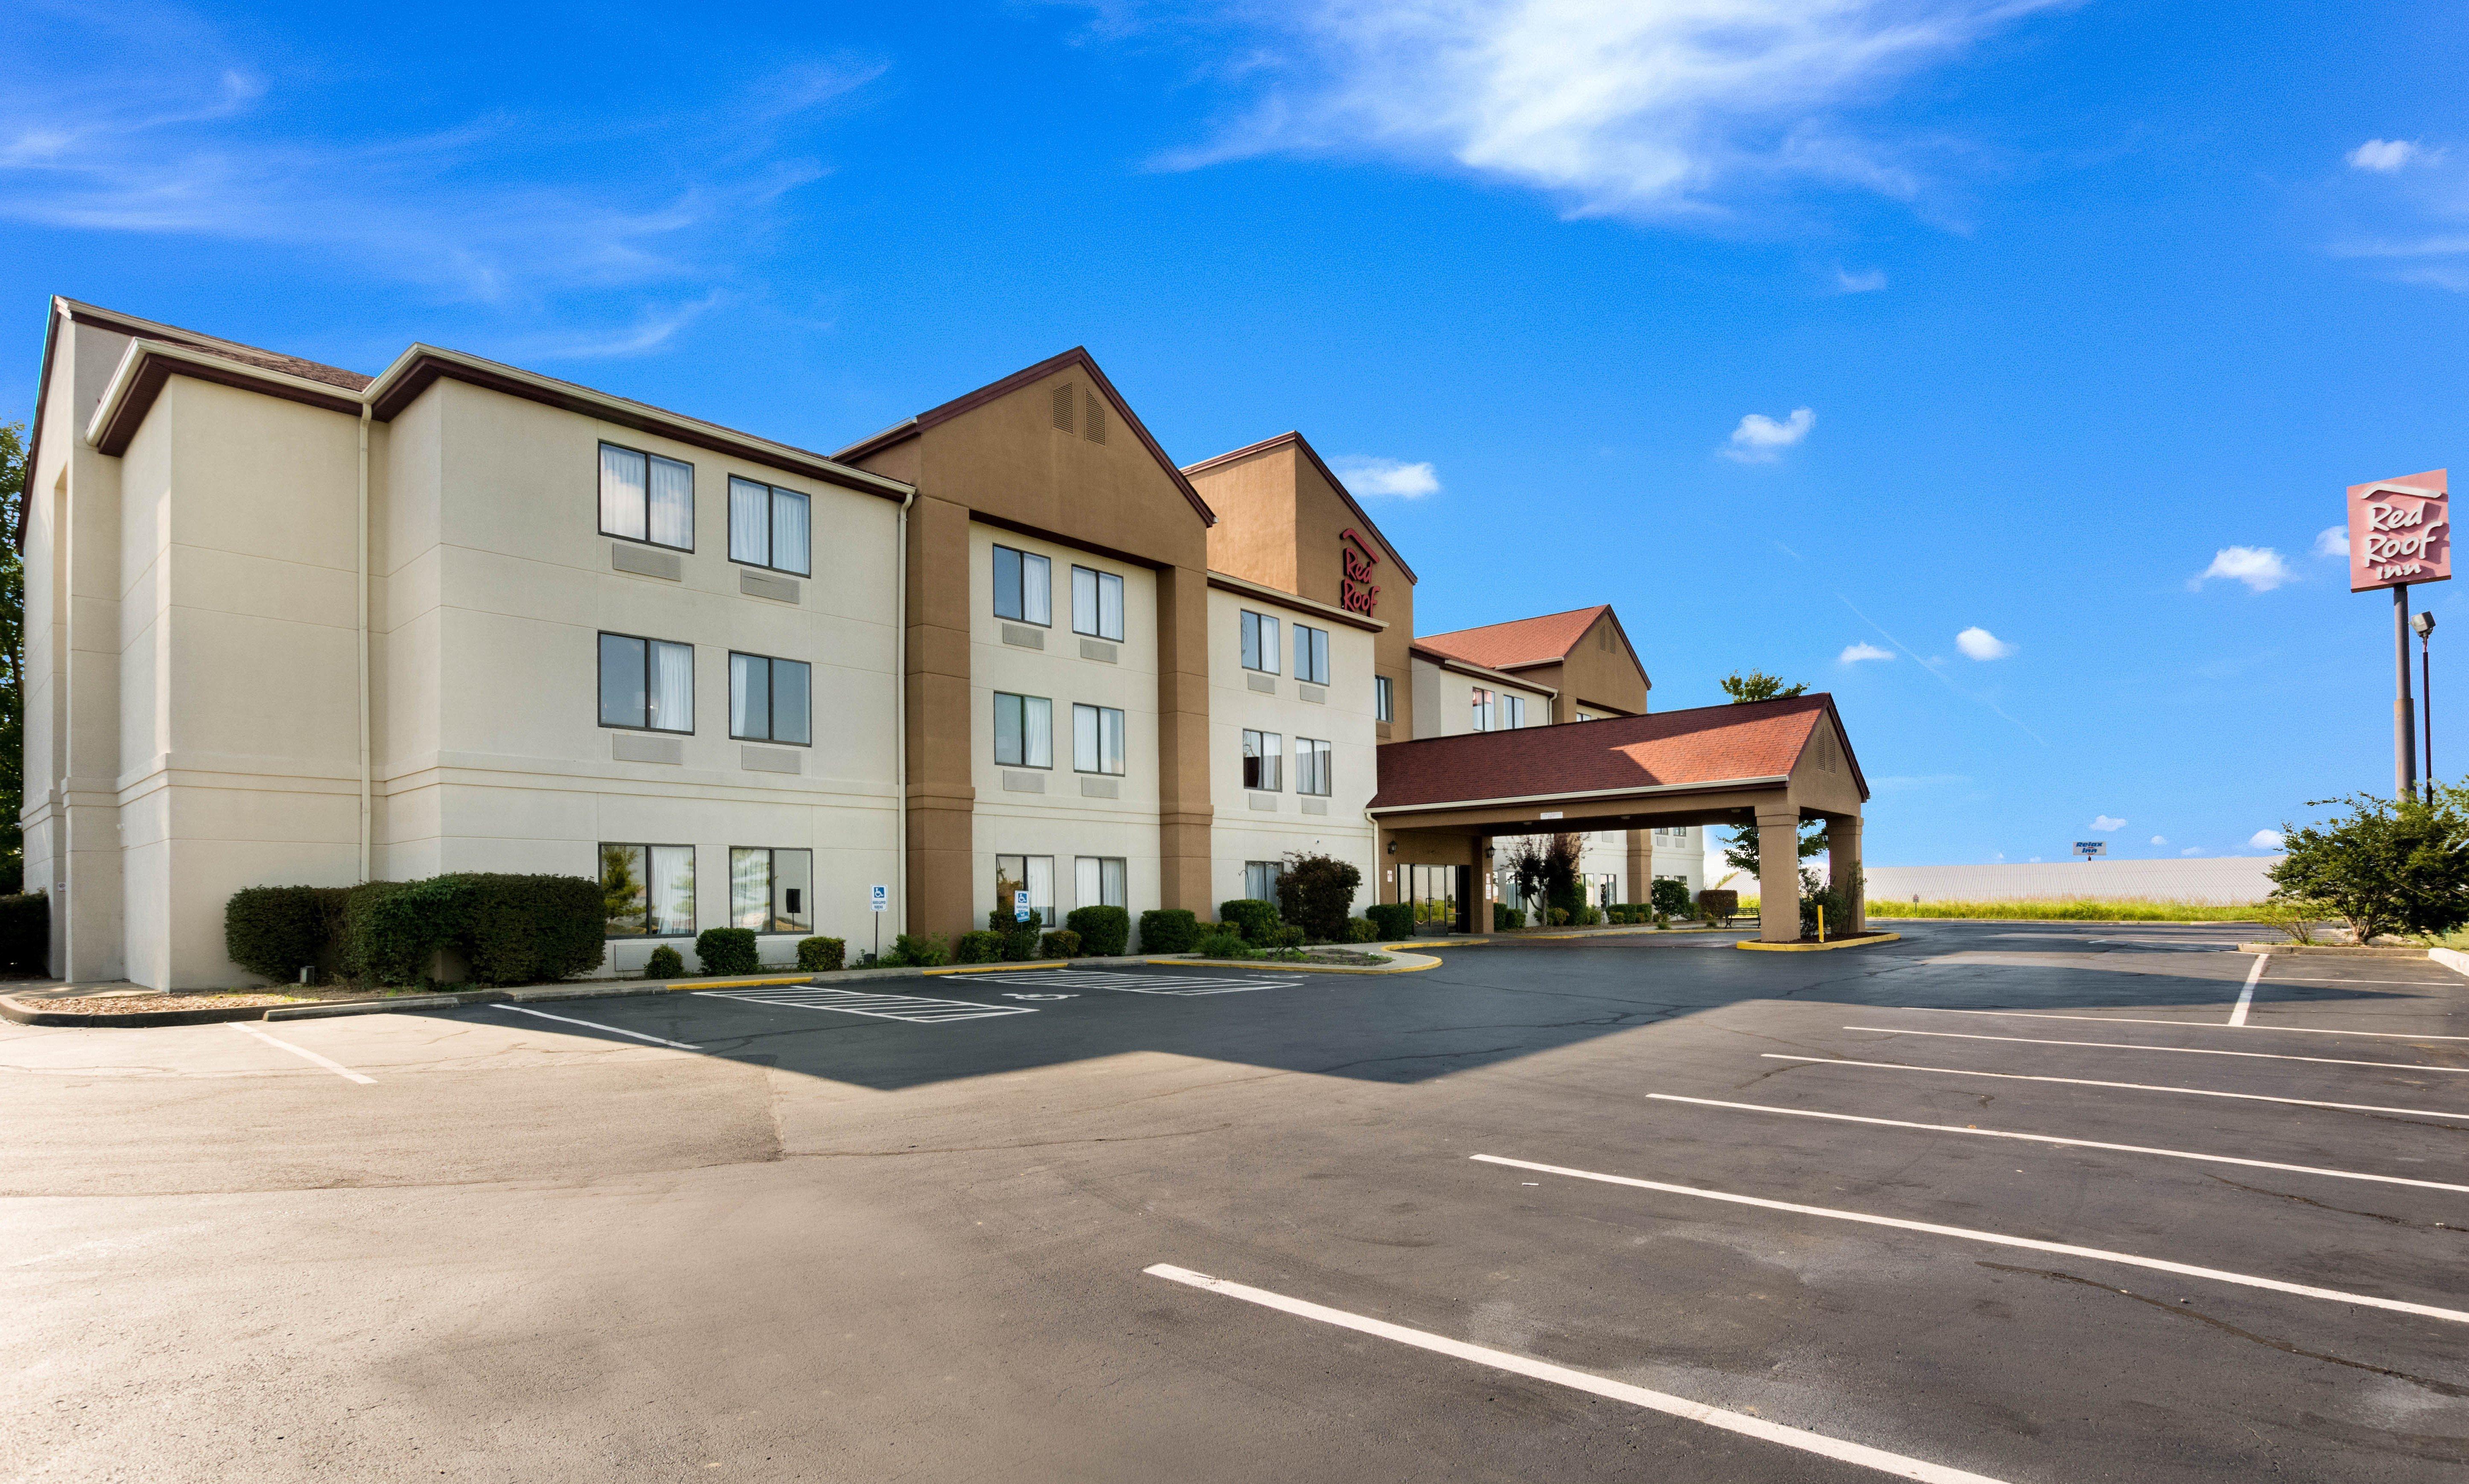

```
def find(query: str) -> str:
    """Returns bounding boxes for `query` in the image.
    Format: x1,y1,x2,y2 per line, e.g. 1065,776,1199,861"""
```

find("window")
600,843,695,938
1074,703,1127,775
728,476,811,576
994,544,1052,625
599,633,695,733
1242,729,1283,790
1375,675,1394,723
1239,610,1280,673
1470,687,1496,732
1244,860,1283,902
1294,624,1330,685
993,692,1053,768
1295,737,1332,796
1575,711,1598,722
1075,855,1127,909
599,443,694,551
1504,695,1526,729
728,653,812,745
996,854,1056,924
730,848,814,933
1071,566,1125,641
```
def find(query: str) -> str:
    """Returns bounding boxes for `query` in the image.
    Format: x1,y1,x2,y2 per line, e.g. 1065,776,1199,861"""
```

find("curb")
2234,944,2432,958
1151,952,1439,975
1736,933,1902,953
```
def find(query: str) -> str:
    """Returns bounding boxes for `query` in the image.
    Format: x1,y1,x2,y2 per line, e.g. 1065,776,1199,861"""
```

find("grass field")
1861,898,2259,922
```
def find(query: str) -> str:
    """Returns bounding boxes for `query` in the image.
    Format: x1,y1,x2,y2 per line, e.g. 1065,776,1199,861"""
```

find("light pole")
2416,610,2438,802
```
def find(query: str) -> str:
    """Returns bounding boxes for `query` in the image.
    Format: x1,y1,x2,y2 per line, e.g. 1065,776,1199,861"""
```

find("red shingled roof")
1370,695,1863,810
1416,604,1613,671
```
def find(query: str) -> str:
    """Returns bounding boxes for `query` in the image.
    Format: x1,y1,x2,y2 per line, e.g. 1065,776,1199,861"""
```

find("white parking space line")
1842,1024,2469,1074
226,1021,374,1084
1143,1263,2014,1484
2230,953,2266,1026
1646,1094,2469,1194
2259,975,2468,986
971,971,1302,996
1894,1006,2469,1041
696,986,1036,1023
1764,1054,2469,1123
490,1003,701,1050
1472,1155,2469,1326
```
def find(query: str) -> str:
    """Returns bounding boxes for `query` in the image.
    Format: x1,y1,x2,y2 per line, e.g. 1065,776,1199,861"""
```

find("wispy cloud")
2091,814,2124,831
1724,406,1814,461
2313,524,2350,558
1830,265,1888,293
1838,641,1894,663
1837,594,2046,746
1151,0,2071,224
2149,834,2167,845
2190,545,2292,592
1332,455,1441,496
2180,846,2204,857
1955,625,2016,659
2349,139,2436,173
2326,138,2469,290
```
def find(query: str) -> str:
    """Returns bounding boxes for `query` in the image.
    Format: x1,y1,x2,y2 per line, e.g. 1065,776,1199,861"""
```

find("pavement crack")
794,1123,1233,1158
2203,1174,2467,1234
1977,1261,2469,1399
1312,1045,1526,1075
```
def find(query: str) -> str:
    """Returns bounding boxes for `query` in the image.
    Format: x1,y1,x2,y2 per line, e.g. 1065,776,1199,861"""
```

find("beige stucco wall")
1206,587,1376,915
1408,656,1551,740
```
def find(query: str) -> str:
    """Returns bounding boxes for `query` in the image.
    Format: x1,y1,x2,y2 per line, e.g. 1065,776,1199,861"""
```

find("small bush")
1218,898,1282,942
1698,889,1739,921
886,932,950,967
695,927,760,976
348,874,603,987
1651,878,1694,917
1040,928,1082,958
0,892,47,975
1138,908,1202,954
1267,923,1305,949
797,936,846,972
1548,907,1570,926
1275,852,1362,943
226,885,340,983
1066,905,1130,956
988,907,1044,961
1194,930,1253,959
1492,902,1523,931
955,930,1005,963
1346,916,1378,942
1365,902,1414,940
644,944,685,980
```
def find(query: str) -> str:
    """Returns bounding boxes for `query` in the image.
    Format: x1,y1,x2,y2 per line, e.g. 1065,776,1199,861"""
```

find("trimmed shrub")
644,944,685,980
0,892,46,975
797,936,846,973
1218,898,1281,942
1365,902,1414,940
1275,852,1362,943
352,874,603,987
1651,878,1694,917
1138,908,1202,954
1066,905,1130,957
886,932,949,967
988,907,1044,961
226,886,342,983
1346,915,1378,943
1268,923,1305,949
1194,930,1253,959
1493,903,1525,931
1698,889,1739,921
1039,928,1082,958
1548,907,1570,926
695,927,760,977
955,930,1005,963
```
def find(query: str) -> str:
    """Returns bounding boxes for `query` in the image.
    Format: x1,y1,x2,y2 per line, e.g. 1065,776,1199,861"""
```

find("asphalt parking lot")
5,920,2466,1482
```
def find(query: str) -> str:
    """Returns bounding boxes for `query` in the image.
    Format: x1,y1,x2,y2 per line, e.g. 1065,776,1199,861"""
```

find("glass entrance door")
1407,864,1470,934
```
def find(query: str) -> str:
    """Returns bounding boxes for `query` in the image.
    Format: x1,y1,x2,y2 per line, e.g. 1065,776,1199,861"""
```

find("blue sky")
6,0,2465,868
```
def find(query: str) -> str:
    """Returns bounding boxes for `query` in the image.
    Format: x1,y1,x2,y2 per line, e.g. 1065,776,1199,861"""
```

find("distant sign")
2349,469,2450,592
1014,889,1031,923
870,884,889,913
2073,841,2107,858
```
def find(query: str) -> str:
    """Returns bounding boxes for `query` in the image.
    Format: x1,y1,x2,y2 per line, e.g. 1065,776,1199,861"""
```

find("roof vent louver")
1083,388,1106,444
1052,383,1075,434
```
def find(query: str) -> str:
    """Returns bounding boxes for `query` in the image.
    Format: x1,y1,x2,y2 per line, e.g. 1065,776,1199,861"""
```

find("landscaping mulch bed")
12,986,423,1016
1295,949,1396,966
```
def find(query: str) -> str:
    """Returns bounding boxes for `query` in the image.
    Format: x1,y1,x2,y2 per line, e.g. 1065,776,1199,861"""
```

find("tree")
2270,790,2469,943
1501,833,1583,921
1719,671,1806,705
1718,669,1820,889
1276,851,1362,942
0,422,21,893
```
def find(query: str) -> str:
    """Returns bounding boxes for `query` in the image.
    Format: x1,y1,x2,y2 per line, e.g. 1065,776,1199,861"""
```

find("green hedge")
955,930,1005,963
1066,905,1129,956
1346,916,1378,942
0,892,47,975
797,936,845,972
988,907,1044,961
1493,902,1525,931
1365,902,1414,939
228,875,601,988
1194,930,1251,959
1698,889,1739,919
1218,898,1281,941
645,945,685,980
225,885,346,983
1274,854,1362,942
1039,928,1081,958
1138,909,1201,953
1650,879,1694,916
887,932,949,967
694,927,759,977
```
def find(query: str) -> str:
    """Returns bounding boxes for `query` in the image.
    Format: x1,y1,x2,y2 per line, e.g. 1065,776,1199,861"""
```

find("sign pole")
2397,583,2418,800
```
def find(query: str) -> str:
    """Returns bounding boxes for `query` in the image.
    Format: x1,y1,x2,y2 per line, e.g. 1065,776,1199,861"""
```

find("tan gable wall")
1197,444,1300,595
1522,611,1649,722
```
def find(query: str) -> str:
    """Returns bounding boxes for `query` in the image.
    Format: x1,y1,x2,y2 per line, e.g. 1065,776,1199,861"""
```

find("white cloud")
1155,0,2069,222
1955,626,2015,660
2150,834,2167,846
2190,545,2292,593
2092,815,2125,832
2249,828,2285,851
2180,846,2205,857
2349,139,2433,172
1330,455,1441,497
1724,407,1814,462
1832,266,1887,293
1838,641,1893,663
2313,525,2350,558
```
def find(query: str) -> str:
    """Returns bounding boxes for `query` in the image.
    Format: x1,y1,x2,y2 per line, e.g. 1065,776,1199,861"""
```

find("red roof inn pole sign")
1339,528,1380,616
2349,469,2448,799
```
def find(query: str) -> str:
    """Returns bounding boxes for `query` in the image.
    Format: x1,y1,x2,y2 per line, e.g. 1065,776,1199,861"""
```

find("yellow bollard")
1817,904,1826,944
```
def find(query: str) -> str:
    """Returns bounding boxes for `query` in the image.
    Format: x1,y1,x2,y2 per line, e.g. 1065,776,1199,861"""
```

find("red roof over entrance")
1370,695,1864,811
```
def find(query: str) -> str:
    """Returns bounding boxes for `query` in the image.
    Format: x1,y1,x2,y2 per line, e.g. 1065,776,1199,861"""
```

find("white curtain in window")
1021,552,1051,624
1075,855,1101,909
648,456,693,549
1072,566,1098,636
731,653,767,739
1024,696,1051,767
601,446,647,541
731,848,769,931
774,489,809,576
1026,855,1054,920
649,641,694,732
1098,571,1123,641
1101,857,1126,908
1259,615,1280,673
730,478,771,566
650,845,695,937
1075,704,1099,773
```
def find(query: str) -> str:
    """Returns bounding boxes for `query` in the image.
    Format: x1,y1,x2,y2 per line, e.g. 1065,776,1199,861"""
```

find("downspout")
357,402,372,883
895,485,913,942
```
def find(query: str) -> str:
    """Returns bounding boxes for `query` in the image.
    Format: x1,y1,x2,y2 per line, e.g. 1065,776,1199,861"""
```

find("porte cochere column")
1756,810,1802,944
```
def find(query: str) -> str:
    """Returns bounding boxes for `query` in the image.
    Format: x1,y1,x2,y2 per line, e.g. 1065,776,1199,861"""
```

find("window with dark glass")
994,692,1053,768
599,442,693,551
996,854,1055,924
1242,729,1283,790
729,847,814,933
728,653,811,745
1293,624,1330,685
601,843,695,938
728,476,811,576
1504,694,1526,729
1071,566,1125,641
1470,687,1496,732
994,544,1052,625
599,633,695,733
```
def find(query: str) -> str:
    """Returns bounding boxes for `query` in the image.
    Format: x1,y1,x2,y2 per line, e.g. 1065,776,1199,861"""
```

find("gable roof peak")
1181,427,1418,584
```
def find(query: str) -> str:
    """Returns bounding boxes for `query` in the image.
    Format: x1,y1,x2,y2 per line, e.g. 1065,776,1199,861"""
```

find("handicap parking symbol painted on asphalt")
1001,992,1077,1000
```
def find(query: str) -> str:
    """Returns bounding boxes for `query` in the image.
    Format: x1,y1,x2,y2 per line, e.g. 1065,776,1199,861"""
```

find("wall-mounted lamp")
1386,840,1397,854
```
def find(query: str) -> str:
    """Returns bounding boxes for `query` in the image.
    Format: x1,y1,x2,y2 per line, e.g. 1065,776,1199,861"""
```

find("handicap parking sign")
871,884,889,913
1014,889,1031,923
